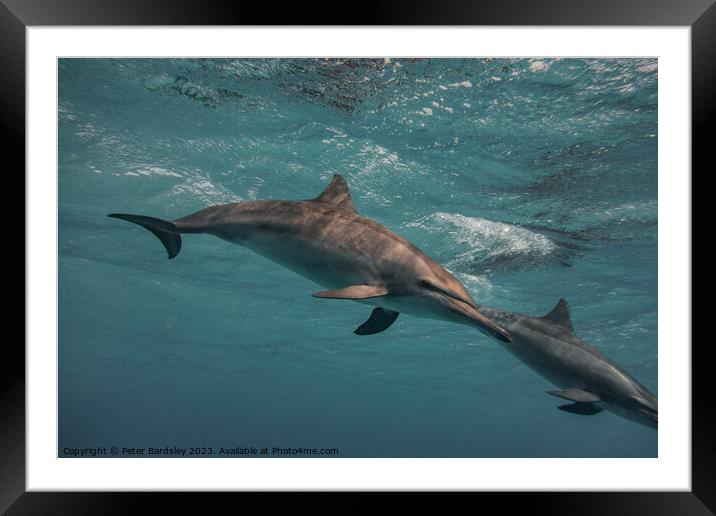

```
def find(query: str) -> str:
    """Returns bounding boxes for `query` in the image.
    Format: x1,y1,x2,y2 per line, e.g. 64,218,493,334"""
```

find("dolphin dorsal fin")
314,174,357,213
543,298,574,332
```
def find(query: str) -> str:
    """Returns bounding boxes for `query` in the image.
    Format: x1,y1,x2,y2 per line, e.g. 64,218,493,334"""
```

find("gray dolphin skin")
479,300,657,429
109,174,512,342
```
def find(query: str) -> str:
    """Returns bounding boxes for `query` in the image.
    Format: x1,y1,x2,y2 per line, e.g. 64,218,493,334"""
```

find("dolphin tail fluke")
108,213,182,259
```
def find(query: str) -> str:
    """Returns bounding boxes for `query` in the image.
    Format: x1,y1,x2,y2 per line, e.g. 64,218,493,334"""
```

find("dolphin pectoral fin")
547,388,601,403
557,403,604,415
312,284,389,299
354,308,399,335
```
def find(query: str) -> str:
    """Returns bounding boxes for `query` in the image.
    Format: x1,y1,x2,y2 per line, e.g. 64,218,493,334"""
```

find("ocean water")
58,58,658,458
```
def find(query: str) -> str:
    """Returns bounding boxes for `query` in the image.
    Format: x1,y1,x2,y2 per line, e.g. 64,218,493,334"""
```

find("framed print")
9,0,706,513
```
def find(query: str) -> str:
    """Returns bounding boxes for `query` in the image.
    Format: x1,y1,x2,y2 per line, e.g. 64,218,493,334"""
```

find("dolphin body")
479,300,658,429
109,174,511,342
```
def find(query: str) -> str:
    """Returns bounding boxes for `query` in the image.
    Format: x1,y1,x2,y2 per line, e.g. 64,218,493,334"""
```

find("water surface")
59,58,657,457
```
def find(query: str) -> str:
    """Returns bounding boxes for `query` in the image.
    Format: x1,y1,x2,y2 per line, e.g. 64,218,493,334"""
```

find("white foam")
166,170,243,205
453,271,493,298
410,212,557,272
131,166,182,178
447,80,473,88
636,62,658,73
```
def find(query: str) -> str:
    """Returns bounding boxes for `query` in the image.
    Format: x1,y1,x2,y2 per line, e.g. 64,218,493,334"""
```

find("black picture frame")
7,0,706,513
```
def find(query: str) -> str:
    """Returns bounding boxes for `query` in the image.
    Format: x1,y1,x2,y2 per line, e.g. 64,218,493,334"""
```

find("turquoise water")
59,58,657,458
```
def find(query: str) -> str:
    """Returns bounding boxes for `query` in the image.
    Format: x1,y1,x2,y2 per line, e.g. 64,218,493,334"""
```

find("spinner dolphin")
109,174,511,342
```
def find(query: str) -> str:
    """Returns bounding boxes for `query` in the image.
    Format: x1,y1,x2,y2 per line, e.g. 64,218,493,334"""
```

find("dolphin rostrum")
109,174,511,342
480,300,657,429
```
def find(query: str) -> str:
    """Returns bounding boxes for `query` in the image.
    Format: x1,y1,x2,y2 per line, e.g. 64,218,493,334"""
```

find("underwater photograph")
58,57,657,458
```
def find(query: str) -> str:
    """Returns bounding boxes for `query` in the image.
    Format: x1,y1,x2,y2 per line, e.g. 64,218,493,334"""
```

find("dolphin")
108,174,511,342
479,300,657,429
